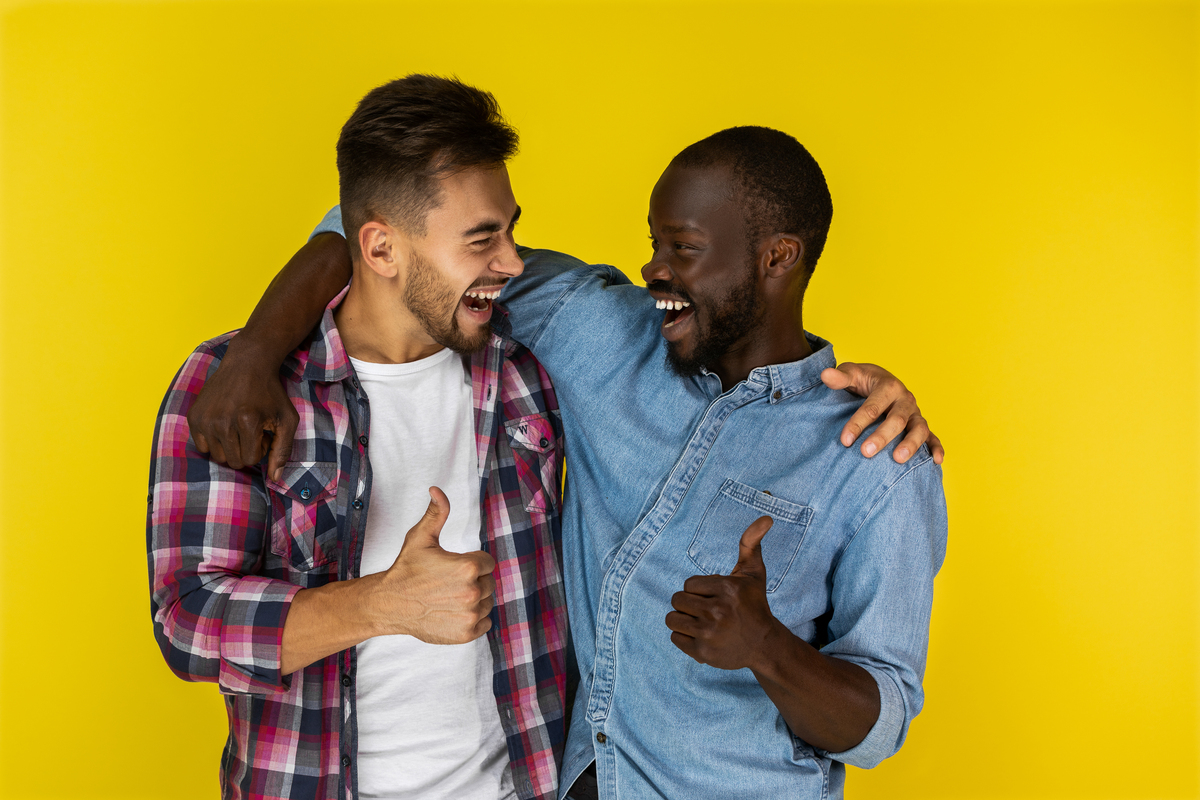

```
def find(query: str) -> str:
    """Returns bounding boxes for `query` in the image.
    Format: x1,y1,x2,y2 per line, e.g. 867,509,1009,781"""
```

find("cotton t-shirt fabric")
351,350,514,800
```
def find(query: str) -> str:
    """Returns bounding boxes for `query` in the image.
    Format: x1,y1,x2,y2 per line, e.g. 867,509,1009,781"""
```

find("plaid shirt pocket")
504,413,560,515
266,461,340,571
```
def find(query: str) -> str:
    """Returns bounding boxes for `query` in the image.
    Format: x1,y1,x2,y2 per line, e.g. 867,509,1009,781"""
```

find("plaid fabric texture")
148,297,568,800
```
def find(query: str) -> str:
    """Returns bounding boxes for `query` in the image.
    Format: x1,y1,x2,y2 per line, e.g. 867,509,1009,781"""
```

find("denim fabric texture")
312,207,948,800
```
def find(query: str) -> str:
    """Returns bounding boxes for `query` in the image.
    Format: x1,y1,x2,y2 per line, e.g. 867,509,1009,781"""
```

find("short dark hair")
672,126,833,272
336,74,519,256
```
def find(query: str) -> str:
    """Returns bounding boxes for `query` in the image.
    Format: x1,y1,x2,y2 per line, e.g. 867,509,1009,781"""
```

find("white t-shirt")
350,349,514,800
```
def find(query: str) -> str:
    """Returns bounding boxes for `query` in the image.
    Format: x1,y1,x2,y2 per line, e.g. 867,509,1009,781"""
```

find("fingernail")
896,447,909,459
864,442,877,456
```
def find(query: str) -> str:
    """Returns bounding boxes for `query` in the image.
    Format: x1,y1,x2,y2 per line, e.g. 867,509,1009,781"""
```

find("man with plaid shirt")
148,76,566,800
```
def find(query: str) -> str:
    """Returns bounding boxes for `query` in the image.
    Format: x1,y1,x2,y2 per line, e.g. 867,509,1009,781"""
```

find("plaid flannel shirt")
147,294,568,800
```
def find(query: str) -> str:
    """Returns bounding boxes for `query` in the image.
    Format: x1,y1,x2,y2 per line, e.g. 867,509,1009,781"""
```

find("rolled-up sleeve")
146,342,300,695
310,205,344,239
818,453,948,768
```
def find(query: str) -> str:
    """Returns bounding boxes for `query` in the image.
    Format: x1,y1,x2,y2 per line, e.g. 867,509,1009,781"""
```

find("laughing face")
642,162,764,377
402,165,523,354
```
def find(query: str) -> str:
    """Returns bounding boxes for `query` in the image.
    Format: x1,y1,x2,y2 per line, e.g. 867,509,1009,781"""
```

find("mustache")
646,280,694,304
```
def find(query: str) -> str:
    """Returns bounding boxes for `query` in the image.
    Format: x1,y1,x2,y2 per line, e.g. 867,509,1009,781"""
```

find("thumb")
821,364,854,392
731,516,773,580
401,487,450,551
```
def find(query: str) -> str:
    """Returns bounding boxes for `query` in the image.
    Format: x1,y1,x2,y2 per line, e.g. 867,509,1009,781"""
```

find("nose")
641,250,671,285
491,237,524,278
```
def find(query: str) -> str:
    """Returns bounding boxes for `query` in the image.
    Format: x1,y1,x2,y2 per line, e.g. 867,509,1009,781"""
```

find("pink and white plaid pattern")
148,302,568,800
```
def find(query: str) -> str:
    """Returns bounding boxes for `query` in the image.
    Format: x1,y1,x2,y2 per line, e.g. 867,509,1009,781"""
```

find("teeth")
654,299,691,310
465,289,501,300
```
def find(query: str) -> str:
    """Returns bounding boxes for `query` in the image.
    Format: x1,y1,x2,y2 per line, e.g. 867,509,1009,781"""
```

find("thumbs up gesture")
373,487,498,645
666,516,782,671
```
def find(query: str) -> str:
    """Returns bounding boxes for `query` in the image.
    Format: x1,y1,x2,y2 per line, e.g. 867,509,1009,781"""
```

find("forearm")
226,232,351,367
280,572,385,675
750,622,881,754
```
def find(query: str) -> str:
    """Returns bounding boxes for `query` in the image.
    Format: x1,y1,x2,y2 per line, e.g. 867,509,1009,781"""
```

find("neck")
711,307,812,391
333,273,443,364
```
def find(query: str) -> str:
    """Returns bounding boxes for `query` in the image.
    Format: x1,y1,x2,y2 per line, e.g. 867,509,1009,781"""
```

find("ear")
358,221,403,279
759,234,804,280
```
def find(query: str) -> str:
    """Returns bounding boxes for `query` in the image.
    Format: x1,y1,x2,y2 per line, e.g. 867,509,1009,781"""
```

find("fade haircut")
336,74,519,258
673,126,833,272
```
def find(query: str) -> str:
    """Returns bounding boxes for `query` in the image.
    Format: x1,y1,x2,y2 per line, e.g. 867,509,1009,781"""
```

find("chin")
664,341,706,378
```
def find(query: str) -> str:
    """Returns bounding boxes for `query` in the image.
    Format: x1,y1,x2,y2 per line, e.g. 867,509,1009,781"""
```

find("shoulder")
795,382,944,519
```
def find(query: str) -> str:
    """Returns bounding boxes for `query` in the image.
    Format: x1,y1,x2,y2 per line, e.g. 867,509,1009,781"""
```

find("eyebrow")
648,215,702,235
463,205,522,238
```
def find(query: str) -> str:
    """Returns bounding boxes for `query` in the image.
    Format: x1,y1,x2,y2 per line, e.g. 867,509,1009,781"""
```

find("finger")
669,630,701,660
208,436,229,468
820,365,853,391
860,407,912,459
670,590,707,616
840,397,893,449
891,415,931,464
219,418,248,470
471,616,493,640
468,551,497,577
681,575,726,596
401,487,450,550
236,411,265,470
731,516,772,578
477,591,495,619
478,572,496,600
191,430,211,455
929,431,945,465
266,406,299,483
665,610,703,637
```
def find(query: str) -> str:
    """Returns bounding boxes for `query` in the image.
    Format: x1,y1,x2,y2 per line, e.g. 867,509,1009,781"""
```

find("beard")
664,265,763,378
403,249,492,355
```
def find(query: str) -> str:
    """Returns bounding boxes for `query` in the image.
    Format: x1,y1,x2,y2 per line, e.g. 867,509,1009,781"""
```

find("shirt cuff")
819,663,906,769
217,576,302,695
310,205,344,240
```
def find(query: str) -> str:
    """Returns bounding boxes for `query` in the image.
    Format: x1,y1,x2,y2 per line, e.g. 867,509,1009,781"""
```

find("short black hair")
336,74,519,257
672,126,833,272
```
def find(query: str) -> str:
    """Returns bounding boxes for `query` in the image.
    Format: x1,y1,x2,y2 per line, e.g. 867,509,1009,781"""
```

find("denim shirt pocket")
689,479,814,593
504,413,560,515
265,461,339,571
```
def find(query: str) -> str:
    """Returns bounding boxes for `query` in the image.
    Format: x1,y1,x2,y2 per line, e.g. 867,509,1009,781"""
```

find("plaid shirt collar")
292,285,519,386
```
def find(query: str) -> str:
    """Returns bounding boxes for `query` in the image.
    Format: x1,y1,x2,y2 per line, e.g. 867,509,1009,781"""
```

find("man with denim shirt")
187,122,946,795
148,77,569,800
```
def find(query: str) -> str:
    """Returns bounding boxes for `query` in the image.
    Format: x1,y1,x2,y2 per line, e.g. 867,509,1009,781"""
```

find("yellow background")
1,0,1196,797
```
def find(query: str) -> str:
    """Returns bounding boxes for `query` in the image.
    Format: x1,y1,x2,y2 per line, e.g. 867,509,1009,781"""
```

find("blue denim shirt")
313,209,948,800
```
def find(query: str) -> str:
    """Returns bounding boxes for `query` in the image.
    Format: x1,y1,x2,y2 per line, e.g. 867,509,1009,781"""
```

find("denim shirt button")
596,732,607,744
773,390,782,400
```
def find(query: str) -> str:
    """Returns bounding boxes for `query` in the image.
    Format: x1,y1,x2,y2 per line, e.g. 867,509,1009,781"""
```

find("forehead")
424,165,516,231
648,162,742,234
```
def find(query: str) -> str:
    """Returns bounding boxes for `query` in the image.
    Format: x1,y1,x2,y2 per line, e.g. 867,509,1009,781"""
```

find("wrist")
749,619,807,677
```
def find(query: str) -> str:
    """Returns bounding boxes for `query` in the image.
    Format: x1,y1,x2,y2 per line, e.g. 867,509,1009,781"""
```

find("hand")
666,516,781,671
821,362,944,465
187,340,299,481
374,487,497,645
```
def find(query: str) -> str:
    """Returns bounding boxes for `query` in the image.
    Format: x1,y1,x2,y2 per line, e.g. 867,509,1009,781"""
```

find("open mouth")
460,286,503,321
652,296,697,342
656,298,696,329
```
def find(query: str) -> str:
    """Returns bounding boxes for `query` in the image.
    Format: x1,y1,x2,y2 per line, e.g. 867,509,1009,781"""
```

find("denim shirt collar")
743,332,836,404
